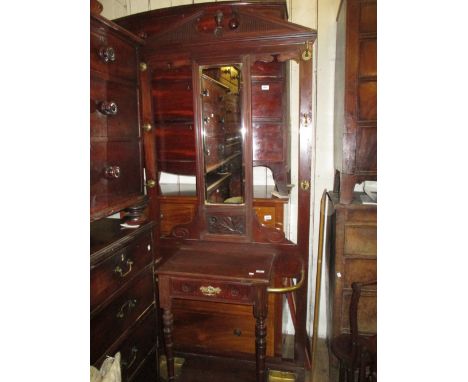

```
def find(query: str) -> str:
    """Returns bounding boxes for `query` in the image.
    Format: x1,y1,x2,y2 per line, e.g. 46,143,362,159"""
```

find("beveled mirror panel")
200,64,244,205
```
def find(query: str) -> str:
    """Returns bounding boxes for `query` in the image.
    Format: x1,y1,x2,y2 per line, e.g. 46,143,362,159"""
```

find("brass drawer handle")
99,46,116,63
116,298,137,319
104,166,120,179
114,258,133,278
122,346,138,369
199,285,221,296
98,101,118,115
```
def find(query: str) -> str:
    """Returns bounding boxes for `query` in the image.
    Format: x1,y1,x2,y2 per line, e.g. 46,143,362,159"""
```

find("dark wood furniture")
326,192,377,372
90,218,158,381
157,250,275,382
90,13,147,221
334,0,377,204
90,11,159,381
331,280,377,382
113,0,317,377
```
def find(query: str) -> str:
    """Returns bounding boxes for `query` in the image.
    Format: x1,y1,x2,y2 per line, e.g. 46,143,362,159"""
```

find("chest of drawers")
91,218,157,381
90,14,146,221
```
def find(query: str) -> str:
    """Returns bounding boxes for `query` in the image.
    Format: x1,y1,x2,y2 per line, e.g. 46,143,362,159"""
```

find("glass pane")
201,65,244,204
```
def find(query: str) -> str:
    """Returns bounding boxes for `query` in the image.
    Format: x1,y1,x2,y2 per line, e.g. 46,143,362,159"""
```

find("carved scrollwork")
207,215,245,235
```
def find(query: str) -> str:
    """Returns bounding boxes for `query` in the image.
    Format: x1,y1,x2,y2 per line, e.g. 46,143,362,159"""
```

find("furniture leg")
162,308,175,381
253,288,268,382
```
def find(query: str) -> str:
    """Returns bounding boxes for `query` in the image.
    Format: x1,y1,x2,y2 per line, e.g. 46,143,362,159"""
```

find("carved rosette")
207,214,245,235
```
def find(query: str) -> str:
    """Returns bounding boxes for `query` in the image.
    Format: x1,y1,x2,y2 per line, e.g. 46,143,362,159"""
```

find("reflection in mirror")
200,65,244,204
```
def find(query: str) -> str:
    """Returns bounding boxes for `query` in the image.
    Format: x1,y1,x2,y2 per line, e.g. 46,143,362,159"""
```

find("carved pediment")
147,6,316,49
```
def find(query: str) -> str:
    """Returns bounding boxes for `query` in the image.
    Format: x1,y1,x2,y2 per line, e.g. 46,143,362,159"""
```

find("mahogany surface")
334,0,377,203
114,0,317,369
157,250,274,382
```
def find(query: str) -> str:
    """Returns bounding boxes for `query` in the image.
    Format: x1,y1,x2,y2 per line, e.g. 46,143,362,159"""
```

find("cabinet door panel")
251,81,284,119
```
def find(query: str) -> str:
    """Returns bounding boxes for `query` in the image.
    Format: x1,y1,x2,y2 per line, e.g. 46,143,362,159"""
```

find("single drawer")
90,26,137,81
343,258,376,289
251,80,284,120
91,231,153,312
91,267,154,363
90,76,139,138
173,300,257,355
171,278,252,304
119,309,157,381
344,224,377,257
254,206,276,228
90,140,143,215
92,308,157,381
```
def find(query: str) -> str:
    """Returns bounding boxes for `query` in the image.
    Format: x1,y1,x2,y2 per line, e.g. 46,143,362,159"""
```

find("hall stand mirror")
115,2,316,381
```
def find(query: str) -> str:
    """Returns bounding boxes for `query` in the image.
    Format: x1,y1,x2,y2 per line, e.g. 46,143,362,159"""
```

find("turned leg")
162,308,175,382
253,288,268,382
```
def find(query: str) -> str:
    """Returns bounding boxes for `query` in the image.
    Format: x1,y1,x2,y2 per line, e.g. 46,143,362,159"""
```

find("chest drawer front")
91,232,153,312
90,28,137,81
171,278,252,304
90,140,143,214
344,224,377,257
91,77,140,138
91,267,154,363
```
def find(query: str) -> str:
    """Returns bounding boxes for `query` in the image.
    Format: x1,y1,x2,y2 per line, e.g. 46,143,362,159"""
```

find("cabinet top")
328,191,377,209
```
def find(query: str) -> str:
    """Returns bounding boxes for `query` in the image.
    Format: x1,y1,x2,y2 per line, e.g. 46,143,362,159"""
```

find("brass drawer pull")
116,298,137,319
114,258,133,278
199,285,221,296
104,166,120,179
99,46,116,63
122,346,138,369
98,101,118,116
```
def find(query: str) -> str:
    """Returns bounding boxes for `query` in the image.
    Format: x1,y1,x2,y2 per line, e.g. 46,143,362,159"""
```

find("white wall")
99,0,340,339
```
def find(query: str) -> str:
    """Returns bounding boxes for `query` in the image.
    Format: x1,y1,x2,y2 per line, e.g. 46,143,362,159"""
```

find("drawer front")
90,140,143,214
171,278,252,304
172,300,275,357
343,259,376,289
90,27,137,81
119,309,157,381
91,268,154,363
251,80,284,120
160,202,196,236
91,76,140,138
344,224,377,257
91,231,153,312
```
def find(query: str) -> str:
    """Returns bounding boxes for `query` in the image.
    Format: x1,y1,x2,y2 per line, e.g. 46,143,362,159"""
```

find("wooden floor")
159,338,339,382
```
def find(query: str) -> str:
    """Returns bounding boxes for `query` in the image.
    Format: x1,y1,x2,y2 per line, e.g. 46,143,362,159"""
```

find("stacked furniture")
90,12,159,381
333,0,377,204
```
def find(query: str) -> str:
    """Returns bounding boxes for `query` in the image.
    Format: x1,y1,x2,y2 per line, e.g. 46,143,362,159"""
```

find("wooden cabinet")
90,14,146,221
91,218,158,381
326,192,377,365
334,0,377,204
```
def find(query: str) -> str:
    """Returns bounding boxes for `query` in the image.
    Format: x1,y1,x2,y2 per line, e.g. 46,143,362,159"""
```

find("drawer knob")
122,346,138,369
139,62,147,71
199,285,221,296
99,46,116,63
233,328,242,337
98,101,118,116
114,258,133,278
104,166,121,179
116,298,137,319
142,122,152,132
146,179,156,188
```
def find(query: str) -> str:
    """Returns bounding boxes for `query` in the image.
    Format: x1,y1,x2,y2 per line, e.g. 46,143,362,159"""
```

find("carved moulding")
206,214,246,235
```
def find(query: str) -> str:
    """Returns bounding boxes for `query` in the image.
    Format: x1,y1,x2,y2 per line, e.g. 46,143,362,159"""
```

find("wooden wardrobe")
90,1,317,380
